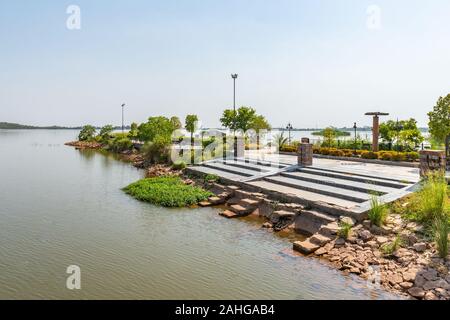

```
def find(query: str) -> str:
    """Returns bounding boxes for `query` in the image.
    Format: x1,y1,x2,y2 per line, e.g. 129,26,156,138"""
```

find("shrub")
313,146,321,154
381,234,403,255
142,134,171,164
280,145,297,153
417,171,448,222
361,151,379,159
204,174,219,183
171,160,187,170
107,135,133,153
379,151,394,161
433,215,449,259
368,194,388,227
98,124,114,143
392,152,406,161
123,176,213,207
330,149,345,157
78,125,96,141
405,152,419,161
338,222,352,239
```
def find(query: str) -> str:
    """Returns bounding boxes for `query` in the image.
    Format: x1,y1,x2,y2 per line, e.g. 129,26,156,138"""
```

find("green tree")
380,118,423,149
379,121,397,145
428,94,450,144
98,124,114,143
220,106,257,132
170,116,182,130
250,115,271,133
185,114,199,140
128,122,139,139
137,116,174,142
323,127,336,147
78,125,96,141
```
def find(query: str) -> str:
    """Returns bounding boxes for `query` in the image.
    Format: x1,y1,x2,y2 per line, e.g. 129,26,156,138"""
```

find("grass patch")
123,176,213,207
381,234,403,255
368,194,388,227
338,221,352,239
204,174,219,183
433,215,449,259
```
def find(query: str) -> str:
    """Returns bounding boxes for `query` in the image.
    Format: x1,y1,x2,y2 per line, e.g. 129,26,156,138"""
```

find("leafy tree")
78,125,96,141
170,116,182,130
220,106,257,132
250,115,271,133
322,127,336,147
137,116,174,142
128,122,139,139
379,121,397,144
380,118,423,149
185,114,199,140
98,124,114,143
428,94,450,144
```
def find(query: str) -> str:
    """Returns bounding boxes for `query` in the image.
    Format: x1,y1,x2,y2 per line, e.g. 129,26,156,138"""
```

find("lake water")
0,130,399,299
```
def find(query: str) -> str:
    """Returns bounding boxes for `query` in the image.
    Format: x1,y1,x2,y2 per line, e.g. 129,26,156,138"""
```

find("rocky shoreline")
197,180,450,301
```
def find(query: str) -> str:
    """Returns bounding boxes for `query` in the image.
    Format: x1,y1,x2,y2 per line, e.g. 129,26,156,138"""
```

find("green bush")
123,176,213,207
142,134,171,164
392,152,406,161
417,171,448,222
379,151,394,161
108,136,133,153
204,174,219,183
78,125,96,141
405,152,419,161
381,234,403,255
280,145,297,153
361,151,379,159
172,160,187,170
338,221,352,239
368,194,388,227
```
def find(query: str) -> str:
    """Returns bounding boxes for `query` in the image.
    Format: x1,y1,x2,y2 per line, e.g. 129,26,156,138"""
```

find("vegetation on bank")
389,172,449,258
123,176,213,207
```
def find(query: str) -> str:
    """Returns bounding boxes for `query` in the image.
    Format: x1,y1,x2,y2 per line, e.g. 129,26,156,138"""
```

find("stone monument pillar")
419,150,446,177
298,138,313,166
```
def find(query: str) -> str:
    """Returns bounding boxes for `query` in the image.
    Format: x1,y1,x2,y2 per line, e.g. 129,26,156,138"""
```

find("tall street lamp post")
121,103,126,133
231,74,238,134
286,123,293,145
231,74,238,157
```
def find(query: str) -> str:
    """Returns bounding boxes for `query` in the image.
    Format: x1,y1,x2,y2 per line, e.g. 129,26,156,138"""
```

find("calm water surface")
0,130,399,299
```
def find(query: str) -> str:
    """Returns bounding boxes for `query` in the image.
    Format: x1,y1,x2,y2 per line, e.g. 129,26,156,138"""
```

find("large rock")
340,216,356,226
423,279,450,291
403,269,419,282
413,242,427,252
408,287,425,299
293,239,320,255
421,269,438,281
309,233,333,246
359,230,373,242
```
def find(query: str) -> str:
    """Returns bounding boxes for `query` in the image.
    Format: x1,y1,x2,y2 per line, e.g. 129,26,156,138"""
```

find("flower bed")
312,147,419,162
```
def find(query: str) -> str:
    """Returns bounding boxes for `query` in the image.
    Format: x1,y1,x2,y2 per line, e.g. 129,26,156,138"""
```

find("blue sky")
0,0,449,128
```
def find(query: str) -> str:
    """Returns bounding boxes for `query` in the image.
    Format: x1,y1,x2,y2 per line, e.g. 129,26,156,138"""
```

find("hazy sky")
0,0,449,128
